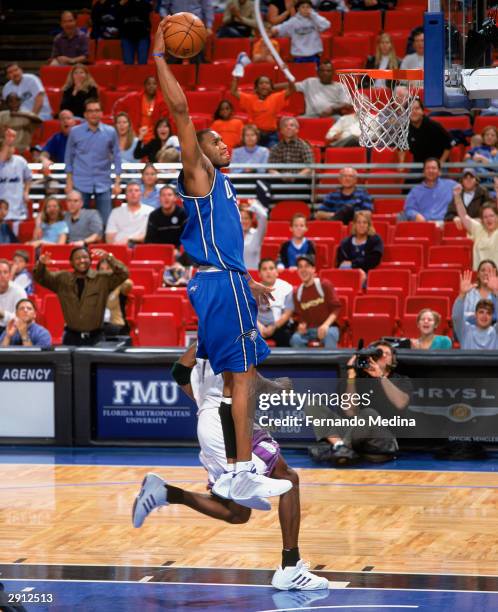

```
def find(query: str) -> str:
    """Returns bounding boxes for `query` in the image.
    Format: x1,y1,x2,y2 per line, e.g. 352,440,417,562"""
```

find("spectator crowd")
0,1,497,350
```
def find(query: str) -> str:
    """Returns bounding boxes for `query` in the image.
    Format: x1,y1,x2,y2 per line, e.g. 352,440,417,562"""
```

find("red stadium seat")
286,63,317,82
427,245,472,269
90,244,131,264
415,269,461,301
197,63,233,92
366,268,412,310
473,115,498,134
128,269,160,294
332,57,366,73
332,36,371,59
127,260,165,274
100,89,124,115
298,117,333,147
388,31,412,57
140,294,185,326
116,64,154,91
384,9,425,31
431,115,472,131
393,222,441,244
353,294,400,321
319,268,363,302
324,147,367,165
46,88,62,113
41,294,64,345
88,64,119,90
18,220,36,243
133,244,175,265
0,244,36,264
343,10,382,33
313,238,337,268
285,91,306,115
318,11,343,35
380,244,424,272
40,66,71,89
212,38,251,62
374,199,405,215
260,242,281,261
351,313,394,346
185,90,224,116
40,244,74,260
401,295,451,336
307,221,345,242
266,221,292,238
441,222,473,246
278,269,300,285
136,312,183,346
270,201,310,221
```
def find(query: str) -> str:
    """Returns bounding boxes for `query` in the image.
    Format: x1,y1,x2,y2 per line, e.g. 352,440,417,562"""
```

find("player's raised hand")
153,18,168,57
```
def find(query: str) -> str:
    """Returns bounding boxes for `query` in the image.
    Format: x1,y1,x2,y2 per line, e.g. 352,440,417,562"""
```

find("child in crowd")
278,212,315,269
11,249,33,294
252,21,280,63
271,0,330,65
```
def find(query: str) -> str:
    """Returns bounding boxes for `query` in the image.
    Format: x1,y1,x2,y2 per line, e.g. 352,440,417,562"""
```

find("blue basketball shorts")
187,270,270,375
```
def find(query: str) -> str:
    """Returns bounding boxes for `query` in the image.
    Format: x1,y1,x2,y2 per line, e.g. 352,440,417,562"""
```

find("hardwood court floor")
2,464,498,576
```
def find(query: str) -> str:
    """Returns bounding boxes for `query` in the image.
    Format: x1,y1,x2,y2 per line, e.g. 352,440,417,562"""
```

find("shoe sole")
132,474,150,528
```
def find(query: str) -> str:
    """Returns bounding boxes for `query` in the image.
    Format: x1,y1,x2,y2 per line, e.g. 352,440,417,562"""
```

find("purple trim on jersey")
252,429,280,476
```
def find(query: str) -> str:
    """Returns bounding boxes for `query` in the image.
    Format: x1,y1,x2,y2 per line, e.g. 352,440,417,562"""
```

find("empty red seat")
415,269,461,300
278,269,301,285
261,242,281,261
380,244,424,272
384,9,424,31
40,66,71,89
197,63,233,92
213,38,251,62
332,36,371,59
18,220,35,243
374,199,404,215
298,117,333,147
388,31,412,57
350,313,393,346
270,201,310,221
431,115,472,131
140,294,184,326
427,245,472,269
319,268,363,301
343,10,382,33
353,294,400,321
307,221,345,242
266,221,292,238
88,64,119,90
41,294,64,345
367,268,411,310
133,244,175,265
128,269,160,294
318,11,343,35
393,221,441,244
185,90,223,116
324,147,367,165
136,312,183,346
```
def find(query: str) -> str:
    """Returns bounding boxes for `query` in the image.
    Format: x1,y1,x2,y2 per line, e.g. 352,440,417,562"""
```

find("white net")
337,71,423,152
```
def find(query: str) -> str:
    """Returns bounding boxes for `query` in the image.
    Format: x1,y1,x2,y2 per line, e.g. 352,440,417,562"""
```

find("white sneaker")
271,560,330,591
132,473,168,528
232,63,245,78
212,471,271,511
230,466,292,501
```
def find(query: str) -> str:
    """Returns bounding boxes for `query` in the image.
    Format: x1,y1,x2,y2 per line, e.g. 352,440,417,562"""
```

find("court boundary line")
1,578,498,595
1,562,497,578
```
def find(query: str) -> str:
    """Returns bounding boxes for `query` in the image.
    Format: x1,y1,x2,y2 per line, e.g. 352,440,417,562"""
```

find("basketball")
163,12,208,59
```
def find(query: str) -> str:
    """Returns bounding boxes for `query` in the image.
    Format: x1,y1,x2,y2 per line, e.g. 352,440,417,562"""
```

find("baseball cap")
462,167,479,179
13,249,29,262
296,254,315,266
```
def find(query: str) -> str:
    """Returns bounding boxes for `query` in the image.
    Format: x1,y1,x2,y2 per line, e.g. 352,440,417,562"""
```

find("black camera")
354,347,383,370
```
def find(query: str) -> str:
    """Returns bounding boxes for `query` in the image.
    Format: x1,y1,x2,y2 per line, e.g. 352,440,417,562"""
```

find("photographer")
308,341,412,466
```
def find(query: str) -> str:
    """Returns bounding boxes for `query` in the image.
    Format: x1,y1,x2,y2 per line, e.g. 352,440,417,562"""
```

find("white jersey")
190,358,270,485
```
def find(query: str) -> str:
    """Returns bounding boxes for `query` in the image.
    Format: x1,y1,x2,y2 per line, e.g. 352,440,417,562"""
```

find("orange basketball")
163,12,208,59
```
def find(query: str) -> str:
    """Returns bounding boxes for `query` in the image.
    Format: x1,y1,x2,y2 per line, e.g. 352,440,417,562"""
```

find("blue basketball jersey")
177,169,247,274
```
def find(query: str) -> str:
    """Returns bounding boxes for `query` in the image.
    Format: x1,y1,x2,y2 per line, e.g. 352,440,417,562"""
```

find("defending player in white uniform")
132,344,329,592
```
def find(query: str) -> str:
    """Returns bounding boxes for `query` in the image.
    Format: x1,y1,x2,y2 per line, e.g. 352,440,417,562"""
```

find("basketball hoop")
336,69,424,152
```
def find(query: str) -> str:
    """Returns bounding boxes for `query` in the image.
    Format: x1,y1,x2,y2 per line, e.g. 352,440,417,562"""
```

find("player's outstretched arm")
153,19,212,196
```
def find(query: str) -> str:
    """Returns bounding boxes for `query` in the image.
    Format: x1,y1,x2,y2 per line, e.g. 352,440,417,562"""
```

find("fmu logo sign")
96,365,197,440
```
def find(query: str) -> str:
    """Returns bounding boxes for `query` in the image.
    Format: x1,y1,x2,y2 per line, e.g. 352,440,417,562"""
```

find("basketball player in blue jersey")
152,19,292,505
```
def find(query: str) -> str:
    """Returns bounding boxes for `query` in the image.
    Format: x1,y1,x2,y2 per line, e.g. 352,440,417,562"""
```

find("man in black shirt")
144,185,187,250
399,98,452,165
308,341,412,466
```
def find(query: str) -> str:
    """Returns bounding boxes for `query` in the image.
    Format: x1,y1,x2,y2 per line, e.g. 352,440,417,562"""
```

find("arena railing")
27,161,498,216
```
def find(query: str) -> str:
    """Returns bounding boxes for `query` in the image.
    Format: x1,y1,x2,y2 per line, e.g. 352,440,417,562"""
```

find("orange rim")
336,69,424,81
